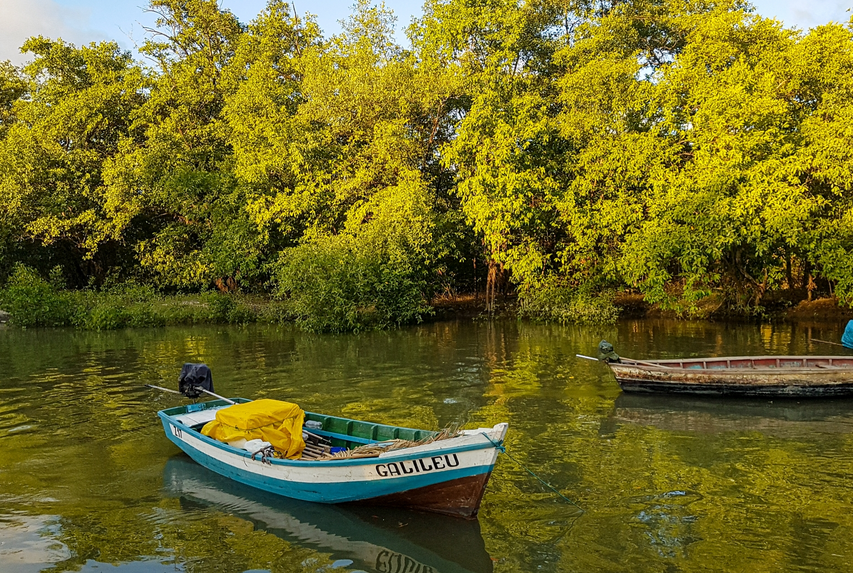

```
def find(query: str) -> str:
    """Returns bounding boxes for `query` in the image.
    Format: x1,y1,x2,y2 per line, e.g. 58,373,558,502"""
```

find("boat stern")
357,422,510,519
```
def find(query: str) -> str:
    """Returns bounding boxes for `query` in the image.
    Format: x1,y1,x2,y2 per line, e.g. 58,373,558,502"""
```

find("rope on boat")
481,433,584,512
312,426,464,460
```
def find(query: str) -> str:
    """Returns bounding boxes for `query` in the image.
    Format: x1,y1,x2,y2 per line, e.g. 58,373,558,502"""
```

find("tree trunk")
486,259,502,315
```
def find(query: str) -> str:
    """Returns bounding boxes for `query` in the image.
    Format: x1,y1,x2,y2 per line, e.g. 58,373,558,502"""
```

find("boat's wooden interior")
626,356,853,370
304,412,436,449
163,399,438,450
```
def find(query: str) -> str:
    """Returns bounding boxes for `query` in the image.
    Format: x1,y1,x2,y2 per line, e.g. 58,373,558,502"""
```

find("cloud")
790,0,851,28
0,0,424,66
751,0,851,30
0,0,107,65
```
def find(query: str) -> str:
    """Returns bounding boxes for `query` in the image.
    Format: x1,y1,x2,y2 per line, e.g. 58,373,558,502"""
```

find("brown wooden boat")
595,347,853,397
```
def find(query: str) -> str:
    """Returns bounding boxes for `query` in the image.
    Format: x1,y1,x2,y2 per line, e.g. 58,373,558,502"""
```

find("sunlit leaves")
0,39,146,270
5,0,853,321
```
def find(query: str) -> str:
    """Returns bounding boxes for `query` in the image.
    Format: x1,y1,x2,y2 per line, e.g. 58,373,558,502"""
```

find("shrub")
66,279,164,330
257,300,292,323
0,264,77,327
104,280,158,304
520,279,619,325
274,238,433,333
83,304,131,330
0,270,273,330
75,301,166,330
206,293,257,324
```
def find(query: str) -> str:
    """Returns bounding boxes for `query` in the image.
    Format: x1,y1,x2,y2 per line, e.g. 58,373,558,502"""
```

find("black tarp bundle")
178,363,214,398
598,341,621,363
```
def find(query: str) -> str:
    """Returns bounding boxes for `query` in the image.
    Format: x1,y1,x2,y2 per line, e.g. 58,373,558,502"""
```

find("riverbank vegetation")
2,0,853,331
0,263,285,329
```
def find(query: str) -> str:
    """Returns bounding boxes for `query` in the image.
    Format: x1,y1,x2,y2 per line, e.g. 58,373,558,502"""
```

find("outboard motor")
178,363,214,399
598,341,621,363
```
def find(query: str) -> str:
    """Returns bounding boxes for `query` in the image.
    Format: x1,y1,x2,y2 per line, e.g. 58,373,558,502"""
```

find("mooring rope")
482,433,584,512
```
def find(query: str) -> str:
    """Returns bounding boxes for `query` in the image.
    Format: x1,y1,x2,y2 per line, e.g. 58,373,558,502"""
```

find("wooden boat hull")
607,355,853,397
158,399,507,518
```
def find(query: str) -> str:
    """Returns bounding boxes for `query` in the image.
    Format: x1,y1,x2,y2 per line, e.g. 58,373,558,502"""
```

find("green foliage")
0,268,266,330
101,0,266,290
0,60,26,138
0,38,147,283
275,240,373,332
69,288,265,330
519,279,619,325
275,237,434,333
0,265,77,327
5,0,853,329
68,280,162,329
206,292,258,324
274,180,438,332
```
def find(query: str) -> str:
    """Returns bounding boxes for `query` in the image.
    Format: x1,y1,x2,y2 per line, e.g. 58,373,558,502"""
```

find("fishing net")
315,425,463,460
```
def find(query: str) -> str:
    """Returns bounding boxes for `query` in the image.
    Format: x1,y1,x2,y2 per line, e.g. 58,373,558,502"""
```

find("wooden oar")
197,388,235,404
811,338,849,348
303,430,331,445
623,356,674,368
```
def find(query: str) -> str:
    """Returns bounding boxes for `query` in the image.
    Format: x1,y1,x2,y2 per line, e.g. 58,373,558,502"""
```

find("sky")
0,0,850,65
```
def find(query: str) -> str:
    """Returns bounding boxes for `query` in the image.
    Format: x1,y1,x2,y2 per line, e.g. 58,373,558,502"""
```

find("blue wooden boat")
158,398,508,518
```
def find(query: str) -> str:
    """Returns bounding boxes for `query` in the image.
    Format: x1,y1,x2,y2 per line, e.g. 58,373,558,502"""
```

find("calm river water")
1,319,853,572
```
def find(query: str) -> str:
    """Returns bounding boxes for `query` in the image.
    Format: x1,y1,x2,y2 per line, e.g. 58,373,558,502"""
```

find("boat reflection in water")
605,393,853,438
601,393,853,560
162,457,494,573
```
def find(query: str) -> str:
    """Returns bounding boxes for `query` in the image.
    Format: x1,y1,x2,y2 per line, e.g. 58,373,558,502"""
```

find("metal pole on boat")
146,384,182,395
198,388,236,405
146,383,236,405
577,353,671,368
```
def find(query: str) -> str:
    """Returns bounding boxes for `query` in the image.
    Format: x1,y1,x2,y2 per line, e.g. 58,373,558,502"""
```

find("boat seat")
303,413,437,447
173,409,219,427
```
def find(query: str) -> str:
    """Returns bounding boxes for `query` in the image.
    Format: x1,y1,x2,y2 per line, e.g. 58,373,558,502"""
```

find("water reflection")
0,514,70,573
607,393,853,437
609,319,853,359
628,490,701,559
163,456,494,573
4,319,853,572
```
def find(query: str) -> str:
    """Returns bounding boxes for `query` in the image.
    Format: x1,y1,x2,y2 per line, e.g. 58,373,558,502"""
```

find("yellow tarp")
201,399,305,459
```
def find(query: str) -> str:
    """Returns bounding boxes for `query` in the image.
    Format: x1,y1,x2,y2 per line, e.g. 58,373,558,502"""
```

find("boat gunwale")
158,398,440,440
157,404,506,468
612,355,853,372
